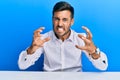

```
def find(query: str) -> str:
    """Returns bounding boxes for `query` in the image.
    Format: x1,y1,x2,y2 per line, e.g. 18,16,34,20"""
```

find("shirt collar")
67,29,74,42
52,29,74,42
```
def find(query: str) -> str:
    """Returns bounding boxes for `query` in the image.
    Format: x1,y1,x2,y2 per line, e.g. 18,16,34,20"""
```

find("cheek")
53,24,57,32
53,21,58,27
65,23,71,30
53,21,56,27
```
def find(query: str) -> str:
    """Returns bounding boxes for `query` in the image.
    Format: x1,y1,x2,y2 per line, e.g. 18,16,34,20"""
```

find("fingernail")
40,30,42,32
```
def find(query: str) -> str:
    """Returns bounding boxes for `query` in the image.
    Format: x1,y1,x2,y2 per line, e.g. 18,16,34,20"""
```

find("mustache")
57,25,63,28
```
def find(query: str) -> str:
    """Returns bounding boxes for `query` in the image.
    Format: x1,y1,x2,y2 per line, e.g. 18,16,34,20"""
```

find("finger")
33,33,41,40
78,34,85,39
78,34,91,44
34,27,45,37
33,36,40,41
82,26,92,40
34,27,45,35
36,27,45,32
75,45,87,50
43,37,50,43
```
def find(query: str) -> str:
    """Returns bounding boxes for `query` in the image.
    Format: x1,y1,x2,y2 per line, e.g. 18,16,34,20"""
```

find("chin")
58,32,65,35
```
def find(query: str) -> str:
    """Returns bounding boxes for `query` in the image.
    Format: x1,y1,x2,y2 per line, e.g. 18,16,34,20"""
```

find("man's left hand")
76,26,100,59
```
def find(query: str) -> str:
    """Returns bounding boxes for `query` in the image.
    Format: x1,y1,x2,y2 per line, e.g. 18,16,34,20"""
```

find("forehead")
53,10,71,18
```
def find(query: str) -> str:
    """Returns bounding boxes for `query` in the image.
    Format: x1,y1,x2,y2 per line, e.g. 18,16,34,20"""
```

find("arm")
18,27,50,70
18,47,43,70
83,50,108,70
76,26,108,70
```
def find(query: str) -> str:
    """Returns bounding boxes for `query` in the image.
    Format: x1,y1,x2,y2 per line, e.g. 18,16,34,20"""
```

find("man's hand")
76,26,100,59
27,27,50,54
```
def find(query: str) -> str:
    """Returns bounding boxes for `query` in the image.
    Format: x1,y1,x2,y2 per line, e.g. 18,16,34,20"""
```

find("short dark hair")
52,1,74,18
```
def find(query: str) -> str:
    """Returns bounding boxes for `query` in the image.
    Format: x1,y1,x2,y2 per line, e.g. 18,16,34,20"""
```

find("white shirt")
18,30,108,72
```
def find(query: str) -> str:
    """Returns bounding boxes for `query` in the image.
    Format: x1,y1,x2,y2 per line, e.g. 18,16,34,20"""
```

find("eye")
54,17,59,21
63,18,68,22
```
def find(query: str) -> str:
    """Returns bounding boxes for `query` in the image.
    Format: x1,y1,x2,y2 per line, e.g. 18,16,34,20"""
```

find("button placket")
60,42,65,70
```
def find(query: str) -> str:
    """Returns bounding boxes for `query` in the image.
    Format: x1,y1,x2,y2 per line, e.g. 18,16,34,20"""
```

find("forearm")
18,51,32,70
90,52,108,70
84,50,108,71
27,45,39,55
18,47,43,70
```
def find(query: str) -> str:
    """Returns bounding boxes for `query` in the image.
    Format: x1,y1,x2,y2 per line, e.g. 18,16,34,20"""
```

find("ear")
52,16,54,24
71,18,74,26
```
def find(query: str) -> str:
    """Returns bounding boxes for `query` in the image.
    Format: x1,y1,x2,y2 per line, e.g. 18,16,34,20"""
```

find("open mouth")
57,27,64,32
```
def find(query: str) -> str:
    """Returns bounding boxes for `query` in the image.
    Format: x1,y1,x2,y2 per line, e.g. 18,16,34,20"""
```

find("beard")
53,25,71,39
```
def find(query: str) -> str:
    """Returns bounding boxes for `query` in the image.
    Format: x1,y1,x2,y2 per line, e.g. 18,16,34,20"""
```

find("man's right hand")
27,27,50,54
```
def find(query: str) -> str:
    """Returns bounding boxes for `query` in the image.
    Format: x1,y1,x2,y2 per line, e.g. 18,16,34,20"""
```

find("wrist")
27,45,38,55
90,48,100,59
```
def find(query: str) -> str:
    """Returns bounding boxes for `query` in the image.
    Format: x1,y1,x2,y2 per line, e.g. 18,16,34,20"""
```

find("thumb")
43,37,50,43
75,45,87,50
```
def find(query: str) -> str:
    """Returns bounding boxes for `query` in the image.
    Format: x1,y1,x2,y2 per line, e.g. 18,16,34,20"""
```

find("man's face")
53,10,74,37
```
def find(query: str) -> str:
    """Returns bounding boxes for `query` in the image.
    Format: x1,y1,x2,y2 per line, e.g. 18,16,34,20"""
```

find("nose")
58,20,63,27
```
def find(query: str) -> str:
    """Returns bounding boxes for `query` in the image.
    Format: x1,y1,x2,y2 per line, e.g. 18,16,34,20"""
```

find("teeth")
58,28,63,32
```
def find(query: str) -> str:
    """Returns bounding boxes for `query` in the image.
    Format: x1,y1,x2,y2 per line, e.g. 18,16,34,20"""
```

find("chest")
44,40,82,59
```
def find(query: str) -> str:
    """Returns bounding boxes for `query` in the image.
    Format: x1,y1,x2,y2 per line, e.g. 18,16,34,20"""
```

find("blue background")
0,0,120,71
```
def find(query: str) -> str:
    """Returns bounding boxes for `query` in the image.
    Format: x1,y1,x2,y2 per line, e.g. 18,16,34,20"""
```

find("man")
18,1,108,72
